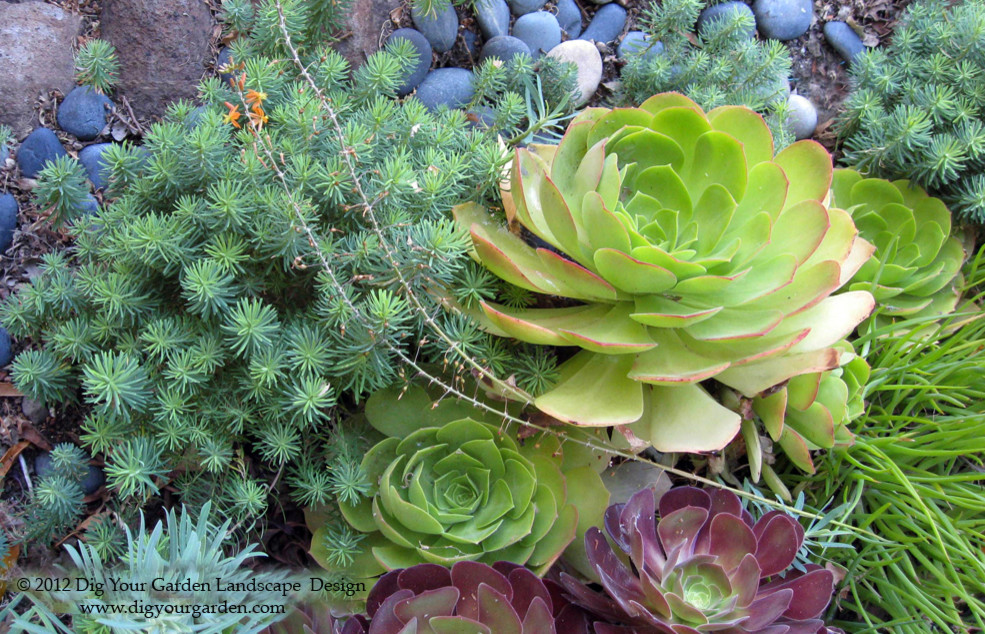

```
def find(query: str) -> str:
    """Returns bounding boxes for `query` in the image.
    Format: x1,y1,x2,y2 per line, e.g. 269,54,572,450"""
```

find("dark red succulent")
363,560,593,633
561,486,840,634
261,600,368,634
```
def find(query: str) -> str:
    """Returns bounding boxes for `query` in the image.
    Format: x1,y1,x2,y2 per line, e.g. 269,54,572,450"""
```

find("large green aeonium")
454,93,875,453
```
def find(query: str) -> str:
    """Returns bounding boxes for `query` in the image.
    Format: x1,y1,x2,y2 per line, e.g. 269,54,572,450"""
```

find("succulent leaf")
356,561,593,634
831,168,968,327
561,487,840,633
455,94,873,453
745,341,870,475
312,380,610,581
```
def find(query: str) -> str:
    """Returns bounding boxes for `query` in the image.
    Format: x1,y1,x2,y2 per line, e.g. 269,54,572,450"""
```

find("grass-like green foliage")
839,0,985,223
22,443,92,545
795,249,985,631
620,0,794,147
74,39,120,95
2,0,573,529
34,155,90,228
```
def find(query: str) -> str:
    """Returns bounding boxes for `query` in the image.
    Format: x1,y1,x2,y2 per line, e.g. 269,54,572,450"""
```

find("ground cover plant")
620,0,794,147
2,0,984,632
839,0,985,223
792,254,985,631
1,2,574,535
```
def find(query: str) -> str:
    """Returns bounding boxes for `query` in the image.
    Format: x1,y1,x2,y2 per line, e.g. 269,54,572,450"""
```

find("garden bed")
1,0,983,631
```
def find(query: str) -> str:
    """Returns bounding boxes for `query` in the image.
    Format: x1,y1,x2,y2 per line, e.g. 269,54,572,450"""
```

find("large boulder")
332,0,402,69
99,0,213,121
0,3,82,137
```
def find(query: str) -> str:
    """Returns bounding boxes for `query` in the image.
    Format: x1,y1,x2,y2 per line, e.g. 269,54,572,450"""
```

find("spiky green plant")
838,0,985,223
83,514,126,561
22,443,94,545
75,39,120,94
49,443,91,482
34,155,90,227
21,503,296,632
0,526,10,564
1,2,572,526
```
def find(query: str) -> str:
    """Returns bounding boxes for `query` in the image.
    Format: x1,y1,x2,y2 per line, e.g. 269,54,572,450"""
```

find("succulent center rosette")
830,169,969,326
454,93,875,454
561,486,840,634
322,417,577,577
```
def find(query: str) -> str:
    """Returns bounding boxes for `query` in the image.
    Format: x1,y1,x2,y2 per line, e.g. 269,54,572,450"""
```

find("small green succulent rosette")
744,341,870,476
454,93,876,454
831,169,968,326
310,381,610,582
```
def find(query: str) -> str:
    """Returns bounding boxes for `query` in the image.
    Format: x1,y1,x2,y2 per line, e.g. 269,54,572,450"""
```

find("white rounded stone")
787,94,818,140
547,40,603,107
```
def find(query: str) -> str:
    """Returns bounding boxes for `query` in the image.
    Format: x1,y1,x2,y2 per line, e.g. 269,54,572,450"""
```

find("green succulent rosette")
454,93,876,453
747,342,870,475
310,381,610,581
831,169,969,326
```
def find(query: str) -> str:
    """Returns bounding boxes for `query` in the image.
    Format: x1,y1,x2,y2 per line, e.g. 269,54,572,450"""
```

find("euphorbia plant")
454,93,875,453
561,486,841,633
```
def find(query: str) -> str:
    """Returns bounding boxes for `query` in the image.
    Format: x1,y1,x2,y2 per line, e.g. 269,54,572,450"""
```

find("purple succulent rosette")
262,602,368,634
561,486,840,633
363,560,594,633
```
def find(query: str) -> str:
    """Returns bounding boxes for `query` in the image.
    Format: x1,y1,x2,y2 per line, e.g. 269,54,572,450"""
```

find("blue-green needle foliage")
74,39,120,94
0,527,10,563
34,155,91,228
839,0,985,223
1,0,564,525
620,0,794,147
22,443,93,545
25,503,294,633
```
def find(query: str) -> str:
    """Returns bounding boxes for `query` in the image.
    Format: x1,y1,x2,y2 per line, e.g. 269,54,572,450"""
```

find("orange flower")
249,102,268,129
223,102,242,128
245,89,268,105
